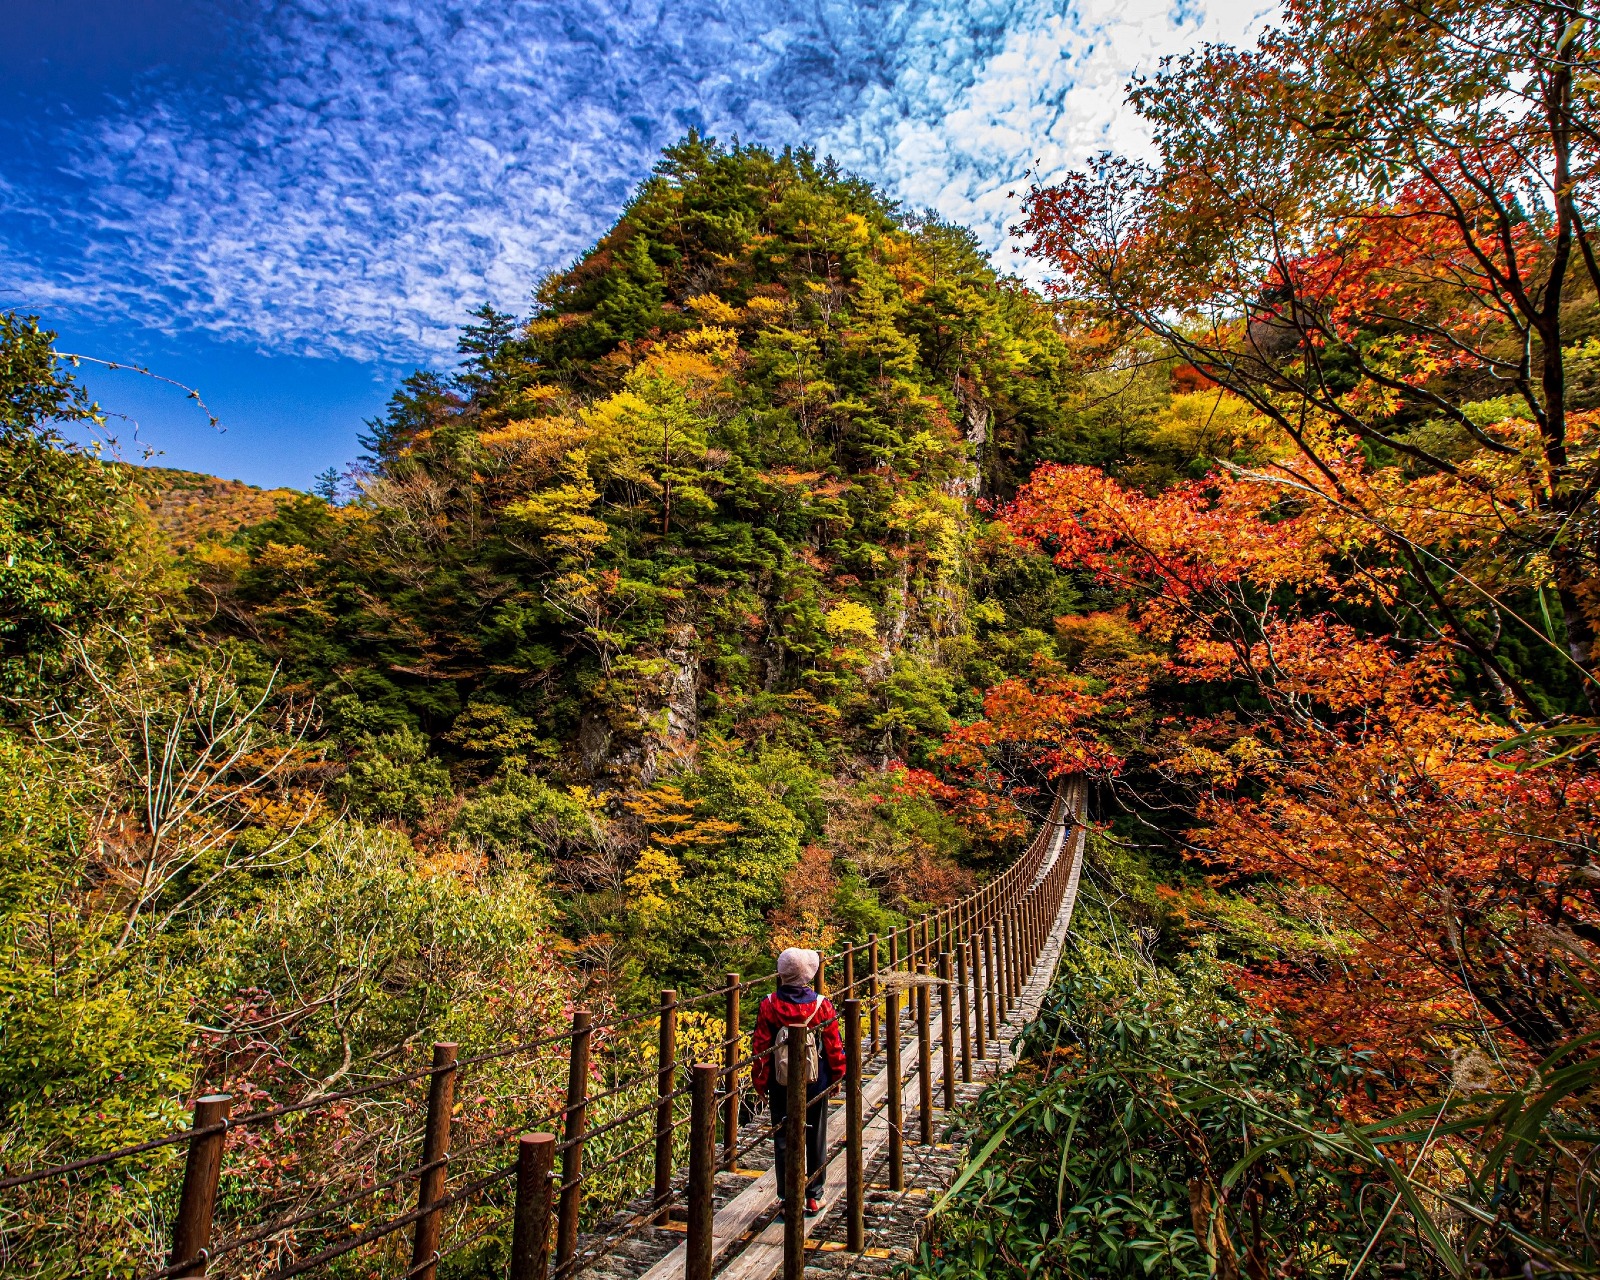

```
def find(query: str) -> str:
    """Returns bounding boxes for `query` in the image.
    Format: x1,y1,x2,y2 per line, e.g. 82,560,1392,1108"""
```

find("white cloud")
0,0,1274,362
815,0,1274,274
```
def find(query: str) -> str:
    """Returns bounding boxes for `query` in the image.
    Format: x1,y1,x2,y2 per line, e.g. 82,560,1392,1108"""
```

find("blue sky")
2,0,1272,490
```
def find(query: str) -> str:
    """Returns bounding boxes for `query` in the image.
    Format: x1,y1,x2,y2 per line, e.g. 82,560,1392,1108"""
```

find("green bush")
915,926,1384,1279
451,768,604,865
336,722,453,821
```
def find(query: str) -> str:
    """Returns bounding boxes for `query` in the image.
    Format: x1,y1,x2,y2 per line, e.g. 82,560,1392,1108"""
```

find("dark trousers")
770,1079,829,1193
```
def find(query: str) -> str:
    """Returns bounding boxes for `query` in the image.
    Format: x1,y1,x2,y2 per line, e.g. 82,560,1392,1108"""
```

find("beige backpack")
772,1000,823,1086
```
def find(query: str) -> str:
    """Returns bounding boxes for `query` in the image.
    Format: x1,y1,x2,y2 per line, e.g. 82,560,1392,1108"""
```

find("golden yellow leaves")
624,846,683,927
887,491,968,573
1054,609,1145,670
743,295,790,323
503,450,609,567
623,783,742,931
1148,390,1286,463
1161,735,1281,787
479,414,590,486
684,293,741,325
824,600,880,646
684,291,789,329
251,541,335,627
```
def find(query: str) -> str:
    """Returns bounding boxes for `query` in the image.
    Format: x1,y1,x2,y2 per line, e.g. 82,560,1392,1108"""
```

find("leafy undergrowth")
914,916,1383,1279
914,888,1600,1279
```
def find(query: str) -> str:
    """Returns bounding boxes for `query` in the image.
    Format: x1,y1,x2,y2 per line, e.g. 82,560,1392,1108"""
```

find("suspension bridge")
1,779,1088,1280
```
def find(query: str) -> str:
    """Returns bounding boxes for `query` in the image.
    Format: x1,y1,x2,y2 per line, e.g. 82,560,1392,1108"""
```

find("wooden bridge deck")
573,787,1086,1280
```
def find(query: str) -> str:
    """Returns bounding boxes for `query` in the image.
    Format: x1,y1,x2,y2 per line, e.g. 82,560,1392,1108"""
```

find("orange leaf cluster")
991,459,1600,1074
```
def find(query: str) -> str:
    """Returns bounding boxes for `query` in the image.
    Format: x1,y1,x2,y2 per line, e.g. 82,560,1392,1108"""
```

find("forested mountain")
209,138,1081,791
153,138,1123,993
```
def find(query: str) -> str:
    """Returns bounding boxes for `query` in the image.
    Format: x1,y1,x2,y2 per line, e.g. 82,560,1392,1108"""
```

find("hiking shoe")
805,1197,821,1216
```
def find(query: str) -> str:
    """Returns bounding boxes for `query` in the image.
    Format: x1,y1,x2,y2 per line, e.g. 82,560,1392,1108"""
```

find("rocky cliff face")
651,621,700,781
577,621,700,786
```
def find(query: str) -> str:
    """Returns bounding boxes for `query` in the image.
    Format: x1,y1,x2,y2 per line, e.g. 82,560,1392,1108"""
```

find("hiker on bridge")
750,946,847,1217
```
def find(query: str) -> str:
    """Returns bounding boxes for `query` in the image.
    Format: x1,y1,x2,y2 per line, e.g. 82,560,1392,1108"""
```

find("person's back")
750,948,847,1214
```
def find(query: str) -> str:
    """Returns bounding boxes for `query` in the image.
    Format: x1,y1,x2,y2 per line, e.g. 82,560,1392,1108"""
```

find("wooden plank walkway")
573,780,1088,1280
802,813,1084,1277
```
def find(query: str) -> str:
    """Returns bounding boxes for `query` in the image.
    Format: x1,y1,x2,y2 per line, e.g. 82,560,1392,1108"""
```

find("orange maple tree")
951,457,1600,1074
1016,0,1600,719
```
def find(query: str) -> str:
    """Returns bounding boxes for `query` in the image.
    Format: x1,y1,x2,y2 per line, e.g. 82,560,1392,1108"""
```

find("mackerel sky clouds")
2,0,1272,486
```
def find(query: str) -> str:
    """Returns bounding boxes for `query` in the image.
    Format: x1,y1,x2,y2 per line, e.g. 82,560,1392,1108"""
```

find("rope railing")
7,777,1085,1280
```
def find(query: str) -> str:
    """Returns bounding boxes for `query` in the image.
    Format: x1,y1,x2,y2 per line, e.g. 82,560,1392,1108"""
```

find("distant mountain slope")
134,465,301,553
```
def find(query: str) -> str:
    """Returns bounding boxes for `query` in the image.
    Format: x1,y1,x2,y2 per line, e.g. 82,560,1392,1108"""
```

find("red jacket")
750,986,848,1093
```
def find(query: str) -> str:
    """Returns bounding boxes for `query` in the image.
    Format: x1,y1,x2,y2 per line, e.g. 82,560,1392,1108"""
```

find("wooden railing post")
1026,893,1035,964
1025,897,1034,980
843,943,855,1002
917,977,933,1144
722,973,741,1172
510,1132,556,1280
886,988,903,1191
843,997,864,1253
957,941,973,1079
938,952,955,1110
655,989,679,1223
994,911,1006,1018
555,1010,592,1275
1015,901,1026,998
970,932,985,1061
1000,908,1013,1013
972,928,985,1043
687,1064,718,1280
411,1042,458,1280
867,934,881,1056
783,1028,807,1280
1001,910,1016,1013
170,1092,232,1278
984,926,999,1036
1013,903,1025,1000
1019,901,1030,993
